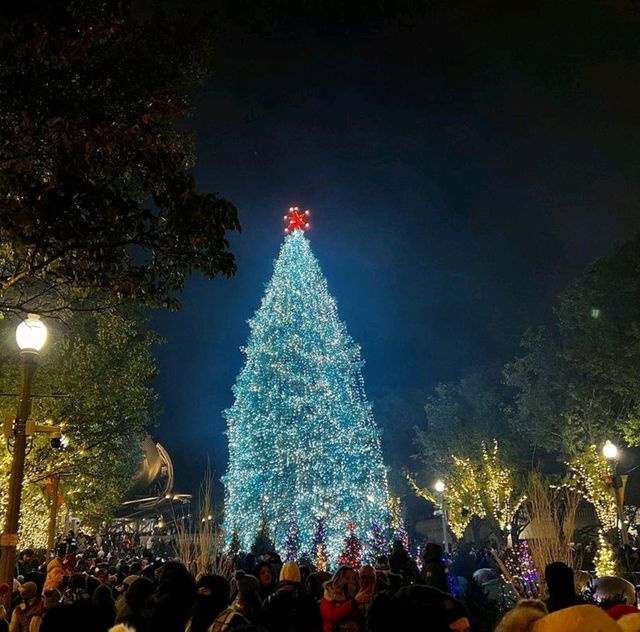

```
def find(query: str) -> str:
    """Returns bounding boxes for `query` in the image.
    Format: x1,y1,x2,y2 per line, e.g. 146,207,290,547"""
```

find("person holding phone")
319,566,371,632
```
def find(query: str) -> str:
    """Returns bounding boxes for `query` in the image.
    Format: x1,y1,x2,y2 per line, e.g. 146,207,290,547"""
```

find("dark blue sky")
151,0,640,495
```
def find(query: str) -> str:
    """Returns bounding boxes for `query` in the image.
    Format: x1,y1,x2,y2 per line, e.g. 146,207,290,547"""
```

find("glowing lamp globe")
603,440,618,460
16,314,47,352
434,480,445,493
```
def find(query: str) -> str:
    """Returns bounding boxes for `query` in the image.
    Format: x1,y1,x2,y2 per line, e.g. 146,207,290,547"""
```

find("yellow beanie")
532,605,622,632
619,613,640,632
279,561,301,584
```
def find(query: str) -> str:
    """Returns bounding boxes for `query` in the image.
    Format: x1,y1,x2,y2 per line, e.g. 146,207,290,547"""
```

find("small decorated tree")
229,528,241,556
338,522,362,569
316,545,329,573
312,517,328,570
285,510,300,562
251,519,275,558
366,521,387,564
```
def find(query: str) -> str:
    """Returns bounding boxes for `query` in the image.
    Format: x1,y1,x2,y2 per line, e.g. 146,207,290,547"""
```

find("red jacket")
319,597,358,632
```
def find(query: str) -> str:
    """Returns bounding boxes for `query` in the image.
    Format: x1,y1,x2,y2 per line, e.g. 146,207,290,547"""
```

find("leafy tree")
0,1,239,316
407,442,523,542
0,309,157,543
505,235,640,457
415,366,520,475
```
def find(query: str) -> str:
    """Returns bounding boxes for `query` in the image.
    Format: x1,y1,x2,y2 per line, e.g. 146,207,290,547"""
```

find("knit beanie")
609,605,640,621
237,573,260,598
43,589,61,609
496,601,548,632
18,581,38,600
532,605,622,632
619,613,640,632
279,561,301,584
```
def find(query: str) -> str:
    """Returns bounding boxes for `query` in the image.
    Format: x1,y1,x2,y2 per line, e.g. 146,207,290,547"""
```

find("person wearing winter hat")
43,557,66,593
28,589,61,632
209,571,262,632
145,560,196,632
9,581,42,632
114,575,139,619
262,561,321,632
495,600,548,632
532,604,622,632
185,574,230,632
92,583,116,630
115,576,154,630
253,561,276,603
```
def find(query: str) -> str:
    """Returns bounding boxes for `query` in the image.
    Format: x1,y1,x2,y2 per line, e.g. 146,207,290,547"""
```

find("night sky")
150,0,640,497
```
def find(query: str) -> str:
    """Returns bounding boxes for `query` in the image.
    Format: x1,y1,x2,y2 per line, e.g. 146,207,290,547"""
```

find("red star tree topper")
283,206,311,233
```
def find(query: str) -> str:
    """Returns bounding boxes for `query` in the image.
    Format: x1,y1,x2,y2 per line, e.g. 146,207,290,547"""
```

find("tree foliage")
408,442,522,541
0,1,240,315
504,235,640,457
0,309,157,543
415,366,519,475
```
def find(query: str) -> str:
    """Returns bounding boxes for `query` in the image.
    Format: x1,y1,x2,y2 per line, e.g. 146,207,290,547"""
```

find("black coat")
262,584,321,632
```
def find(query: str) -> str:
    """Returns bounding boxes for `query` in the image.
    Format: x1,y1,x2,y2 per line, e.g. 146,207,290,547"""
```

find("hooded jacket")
419,544,448,593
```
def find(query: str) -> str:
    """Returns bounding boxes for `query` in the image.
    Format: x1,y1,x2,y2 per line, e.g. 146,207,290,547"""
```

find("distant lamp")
591,307,601,319
434,480,445,494
603,440,618,460
16,314,48,352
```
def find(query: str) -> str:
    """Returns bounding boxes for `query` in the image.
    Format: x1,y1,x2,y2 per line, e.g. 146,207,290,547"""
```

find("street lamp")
603,440,618,460
602,440,628,545
0,315,47,605
434,480,449,554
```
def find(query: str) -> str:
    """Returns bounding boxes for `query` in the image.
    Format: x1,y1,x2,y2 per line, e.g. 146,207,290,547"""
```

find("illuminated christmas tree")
366,521,388,564
313,517,329,571
285,510,300,562
338,522,363,569
223,208,390,560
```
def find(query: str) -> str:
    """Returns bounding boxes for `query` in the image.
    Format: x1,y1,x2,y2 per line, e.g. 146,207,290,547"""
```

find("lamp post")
435,479,449,555
0,315,47,605
602,440,628,545
47,473,61,553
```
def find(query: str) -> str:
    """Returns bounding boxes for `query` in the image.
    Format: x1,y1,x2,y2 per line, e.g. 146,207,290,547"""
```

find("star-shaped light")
283,206,311,233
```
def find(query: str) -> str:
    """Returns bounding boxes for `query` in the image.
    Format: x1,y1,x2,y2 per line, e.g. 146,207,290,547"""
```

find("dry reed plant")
522,472,581,598
172,464,234,579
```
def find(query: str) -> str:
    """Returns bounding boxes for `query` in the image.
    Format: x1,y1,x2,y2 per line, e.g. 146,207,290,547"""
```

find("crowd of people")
3,531,640,632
